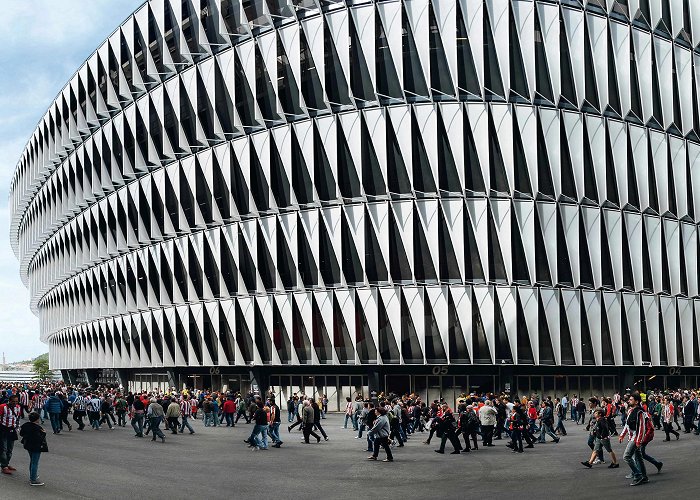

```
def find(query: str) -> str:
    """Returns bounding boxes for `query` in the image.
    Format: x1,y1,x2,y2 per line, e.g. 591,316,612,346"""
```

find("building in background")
9,0,700,409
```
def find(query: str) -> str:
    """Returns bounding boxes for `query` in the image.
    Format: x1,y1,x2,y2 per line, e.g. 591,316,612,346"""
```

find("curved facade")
10,0,700,392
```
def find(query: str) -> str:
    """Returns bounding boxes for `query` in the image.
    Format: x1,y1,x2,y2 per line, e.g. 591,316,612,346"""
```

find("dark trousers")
73,410,85,429
438,430,462,452
372,436,393,460
313,421,327,439
303,424,321,443
117,411,127,427
482,425,494,446
150,417,165,440
99,413,113,428
663,422,679,440
60,412,72,430
0,429,16,468
511,429,523,452
168,417,179,434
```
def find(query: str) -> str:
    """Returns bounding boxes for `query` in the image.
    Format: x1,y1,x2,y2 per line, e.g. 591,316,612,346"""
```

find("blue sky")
0,0,144,362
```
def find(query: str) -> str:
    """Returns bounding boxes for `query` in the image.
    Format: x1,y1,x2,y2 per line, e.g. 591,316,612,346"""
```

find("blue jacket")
44,395,63,414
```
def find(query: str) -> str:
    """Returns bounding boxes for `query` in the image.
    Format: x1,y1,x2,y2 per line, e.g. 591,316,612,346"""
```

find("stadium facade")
10,0,700,408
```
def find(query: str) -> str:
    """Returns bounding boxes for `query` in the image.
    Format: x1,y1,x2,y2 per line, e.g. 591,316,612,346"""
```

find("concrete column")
116,369,129,389
248,367,270,397
166,369,179,390
84,369,98,387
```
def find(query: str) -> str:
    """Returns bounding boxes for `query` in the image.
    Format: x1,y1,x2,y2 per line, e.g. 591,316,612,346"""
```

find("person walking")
179,395,196,434
367,407,393,462
131,397,146,437
434,403,462,455
479,400,497,447
661,396,680,441
43,392,63,434
72,392,87,431
87,394,101,430
166,399,181,435
554,398,567,436
222,396,236,427
58,393,73,432
581,409,619,469
538,401,560,443
311,400,329,441
0,394,21,475
269,398,283,448
619,393,652,486
342,397,354,429
115,395,128,427
19,412,47,486
302,400,321,444
147,397,166,443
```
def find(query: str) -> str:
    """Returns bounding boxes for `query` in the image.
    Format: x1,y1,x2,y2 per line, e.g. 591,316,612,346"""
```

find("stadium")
9,0,700,409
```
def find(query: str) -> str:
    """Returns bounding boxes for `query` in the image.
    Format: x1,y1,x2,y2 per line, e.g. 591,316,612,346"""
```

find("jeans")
367,431,374,451
0,429,15,467
288,410,295,422
269,422,282,444
203,412,213,427
555,417,567,435
623,440,646,479
539,423,558,442
179,416,195,433
224,413,235,426
358,423,366,438
343,414,353,429
117,411,127,427
28,451,41,482
149,416,165,440
48,412,61,433
640,443,661,470
252,424,269,449
131,413,144,435
571,408,578,422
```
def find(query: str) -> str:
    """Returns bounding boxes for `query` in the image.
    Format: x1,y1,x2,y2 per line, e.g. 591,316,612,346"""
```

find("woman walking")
19,412,47,486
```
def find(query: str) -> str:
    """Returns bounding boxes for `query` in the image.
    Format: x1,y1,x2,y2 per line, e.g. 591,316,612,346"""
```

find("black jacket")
20,422,47,453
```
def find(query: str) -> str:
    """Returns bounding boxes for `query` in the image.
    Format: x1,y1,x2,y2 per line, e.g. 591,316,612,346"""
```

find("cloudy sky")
0,0,144,362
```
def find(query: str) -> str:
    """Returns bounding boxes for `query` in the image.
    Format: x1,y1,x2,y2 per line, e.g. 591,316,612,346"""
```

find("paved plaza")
0,414,697,499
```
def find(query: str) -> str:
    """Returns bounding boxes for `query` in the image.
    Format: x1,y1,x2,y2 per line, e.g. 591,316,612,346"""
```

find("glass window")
543,376,554,398
580,376,591,398
591,376,604,397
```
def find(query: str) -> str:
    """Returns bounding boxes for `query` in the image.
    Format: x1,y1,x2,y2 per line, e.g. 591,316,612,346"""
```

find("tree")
32,357,51,380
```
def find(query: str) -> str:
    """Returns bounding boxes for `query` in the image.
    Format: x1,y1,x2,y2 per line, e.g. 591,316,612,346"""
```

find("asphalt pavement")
0,413,697,499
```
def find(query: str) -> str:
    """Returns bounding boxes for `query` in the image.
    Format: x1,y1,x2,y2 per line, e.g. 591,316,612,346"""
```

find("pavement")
0,414,698,499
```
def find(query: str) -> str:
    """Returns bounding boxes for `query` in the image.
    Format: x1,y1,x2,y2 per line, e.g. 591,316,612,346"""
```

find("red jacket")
222,400,237,413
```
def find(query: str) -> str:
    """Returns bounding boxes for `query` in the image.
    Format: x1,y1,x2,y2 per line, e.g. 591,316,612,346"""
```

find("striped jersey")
73,396,87,411
180,400,194,417
88,398,101,412
0,404,21,428
19,391,29,406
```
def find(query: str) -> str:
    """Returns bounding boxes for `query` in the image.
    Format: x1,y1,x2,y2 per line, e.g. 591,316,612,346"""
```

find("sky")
0,0,145,362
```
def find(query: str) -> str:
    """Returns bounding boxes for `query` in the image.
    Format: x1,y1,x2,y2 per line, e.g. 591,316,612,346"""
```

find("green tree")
32,357,51,380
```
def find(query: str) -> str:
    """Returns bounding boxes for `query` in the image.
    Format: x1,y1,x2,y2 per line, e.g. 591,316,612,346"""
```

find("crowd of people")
1,380,700,487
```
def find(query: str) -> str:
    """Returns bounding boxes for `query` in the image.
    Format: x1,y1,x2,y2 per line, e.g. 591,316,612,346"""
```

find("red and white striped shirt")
19,391,29,406
180,400,194,417
0,404,21,429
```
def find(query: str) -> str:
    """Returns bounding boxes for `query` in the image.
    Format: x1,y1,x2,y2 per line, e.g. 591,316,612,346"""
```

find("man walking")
302,400,321,444
72,392,87,430
179,395,195,434
619,393,652,486
147,397,166,443
166,398,181,435
269,398,283,448
0,395,21,475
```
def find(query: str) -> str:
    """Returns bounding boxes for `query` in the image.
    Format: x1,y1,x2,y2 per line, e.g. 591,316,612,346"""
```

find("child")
581,409,619,469
19,412,47,486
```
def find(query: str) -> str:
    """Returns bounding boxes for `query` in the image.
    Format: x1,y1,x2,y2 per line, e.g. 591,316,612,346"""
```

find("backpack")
640,412,654,445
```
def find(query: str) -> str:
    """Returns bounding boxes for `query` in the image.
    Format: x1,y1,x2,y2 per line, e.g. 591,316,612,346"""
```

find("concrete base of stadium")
0,413,698,499
61,365,700,412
